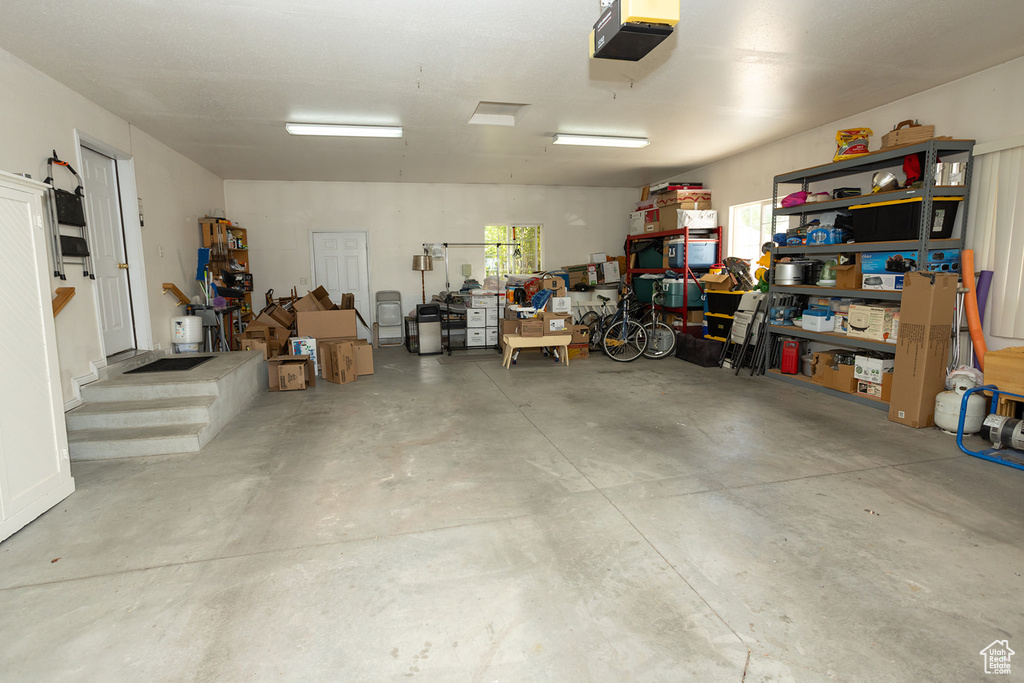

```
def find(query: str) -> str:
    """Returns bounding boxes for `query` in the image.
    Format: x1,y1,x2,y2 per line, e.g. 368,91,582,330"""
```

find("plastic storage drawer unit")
850,197,961,242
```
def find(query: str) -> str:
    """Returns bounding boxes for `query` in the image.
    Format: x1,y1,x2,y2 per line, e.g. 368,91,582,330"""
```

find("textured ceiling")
3,1,1024,187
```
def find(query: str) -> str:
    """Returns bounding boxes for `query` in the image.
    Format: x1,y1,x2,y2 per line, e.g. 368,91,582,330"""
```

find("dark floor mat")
124,356,214,374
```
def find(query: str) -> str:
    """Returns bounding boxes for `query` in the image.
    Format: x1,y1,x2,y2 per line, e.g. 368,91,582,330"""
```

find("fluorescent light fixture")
552,133,649,148
285,123,403,138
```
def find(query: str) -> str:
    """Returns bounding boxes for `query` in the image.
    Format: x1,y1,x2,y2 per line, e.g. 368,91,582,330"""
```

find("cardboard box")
293,286,336,313
847,305,899,342
321,337,375,376
834,261,861,290
520,319,545,337
687,309,704,324
258,304,295,330
629,211,645,235
657,205,718,231
486,307,499,326
568,343,590,360
888,273,958,428
985,346,1024,397
599,260,620,284
463,293,499,308
700,272,733,291
831,362,858,393
549,296,571,314
296,309,357,340
565,264,598,287
541,311,572,334
655,190,712,208
570,324,590,345
267,355,315,391
499,319,518,349
466,308,487,328
541,277,568,297
860,250,962,291
858,375,893,401
486,327,498,346
241,338,272,360
854,355,895,385
467,328,487,347
887,311,900,344
319,339,357,384
810,351,837,385
288,336,319,376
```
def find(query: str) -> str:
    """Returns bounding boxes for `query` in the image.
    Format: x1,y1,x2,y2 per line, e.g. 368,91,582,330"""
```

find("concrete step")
67,423,208,460
81,378,220,402
66,396,216,430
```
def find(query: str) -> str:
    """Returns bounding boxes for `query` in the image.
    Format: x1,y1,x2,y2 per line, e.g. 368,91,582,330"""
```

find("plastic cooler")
667,239,717,268
660,278,703,308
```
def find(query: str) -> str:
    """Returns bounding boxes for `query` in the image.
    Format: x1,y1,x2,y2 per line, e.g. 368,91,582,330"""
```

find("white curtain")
966,146,1024,339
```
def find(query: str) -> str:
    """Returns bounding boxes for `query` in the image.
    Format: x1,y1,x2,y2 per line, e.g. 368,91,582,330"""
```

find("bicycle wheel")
579,310,599,327
602,320,648,362
642,321,677,359
587,319,603,351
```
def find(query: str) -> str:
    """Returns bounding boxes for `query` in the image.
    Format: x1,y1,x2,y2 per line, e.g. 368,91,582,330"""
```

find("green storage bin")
634,275,663,303
659,278,703,308
637,245,663,269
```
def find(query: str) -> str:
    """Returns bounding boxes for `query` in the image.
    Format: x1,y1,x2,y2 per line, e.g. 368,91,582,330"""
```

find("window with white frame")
728,200,788,264
484,225,541,277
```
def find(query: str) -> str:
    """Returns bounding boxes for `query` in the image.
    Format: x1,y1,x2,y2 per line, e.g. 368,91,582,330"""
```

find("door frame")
74,130,153,354
308,230,374,329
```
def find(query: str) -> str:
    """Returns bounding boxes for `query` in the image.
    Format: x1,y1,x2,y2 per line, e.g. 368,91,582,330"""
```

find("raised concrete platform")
66,351,267,461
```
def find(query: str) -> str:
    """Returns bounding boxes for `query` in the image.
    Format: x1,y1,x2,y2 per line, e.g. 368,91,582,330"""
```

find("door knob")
118,262,129,269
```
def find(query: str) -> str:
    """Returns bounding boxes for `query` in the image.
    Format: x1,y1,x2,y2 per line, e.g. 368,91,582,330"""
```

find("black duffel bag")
675,334,724,367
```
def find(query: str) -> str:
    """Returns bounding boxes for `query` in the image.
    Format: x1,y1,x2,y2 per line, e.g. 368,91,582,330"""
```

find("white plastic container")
172,316,203,353
802,309,835,332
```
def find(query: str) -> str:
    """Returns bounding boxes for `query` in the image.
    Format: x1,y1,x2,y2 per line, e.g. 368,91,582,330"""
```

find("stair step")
67,423,208,460
98,350,166,379
66,396,216,430
81,378,219,402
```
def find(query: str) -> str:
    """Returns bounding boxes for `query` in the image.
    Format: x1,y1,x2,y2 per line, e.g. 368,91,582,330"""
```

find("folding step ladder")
43,150,93,280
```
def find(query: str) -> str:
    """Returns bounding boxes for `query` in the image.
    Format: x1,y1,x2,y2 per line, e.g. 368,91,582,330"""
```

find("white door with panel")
312,232,370,340
0,172,76,544
81,146,134,355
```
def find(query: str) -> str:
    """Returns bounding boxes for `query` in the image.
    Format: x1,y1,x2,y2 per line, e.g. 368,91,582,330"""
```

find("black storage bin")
850,198,960,242
705,291,743,316
706,316,733,339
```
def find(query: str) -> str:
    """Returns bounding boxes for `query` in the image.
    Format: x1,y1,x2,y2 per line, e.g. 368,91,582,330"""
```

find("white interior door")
81,146,134,355
312,231,370,340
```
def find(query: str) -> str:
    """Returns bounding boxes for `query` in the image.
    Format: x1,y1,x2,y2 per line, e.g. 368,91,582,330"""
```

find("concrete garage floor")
1,348,1022,681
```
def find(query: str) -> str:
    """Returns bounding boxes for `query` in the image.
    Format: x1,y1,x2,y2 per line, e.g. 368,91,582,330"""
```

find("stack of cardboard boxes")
629,188,715,235
499,276,590,359
240,286,375,391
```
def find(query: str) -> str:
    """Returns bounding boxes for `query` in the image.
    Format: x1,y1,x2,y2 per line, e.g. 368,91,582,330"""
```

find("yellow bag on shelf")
834,128,873,161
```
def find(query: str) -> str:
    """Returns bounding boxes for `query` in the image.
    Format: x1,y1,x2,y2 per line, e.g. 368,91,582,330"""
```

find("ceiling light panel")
285,123,403,138
552,134,650,148
468,102,529,126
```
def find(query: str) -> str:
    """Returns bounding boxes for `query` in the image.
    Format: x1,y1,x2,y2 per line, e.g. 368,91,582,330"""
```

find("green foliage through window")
484,225,541,276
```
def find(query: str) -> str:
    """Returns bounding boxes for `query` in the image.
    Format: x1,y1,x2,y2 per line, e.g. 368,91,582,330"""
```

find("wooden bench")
502,333,572,369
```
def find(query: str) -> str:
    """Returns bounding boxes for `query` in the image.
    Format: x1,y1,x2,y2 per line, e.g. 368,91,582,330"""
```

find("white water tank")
172,316,203,353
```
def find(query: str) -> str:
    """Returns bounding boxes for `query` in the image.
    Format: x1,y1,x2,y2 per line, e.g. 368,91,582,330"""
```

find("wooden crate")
985,346,1024,396
880,120,935,149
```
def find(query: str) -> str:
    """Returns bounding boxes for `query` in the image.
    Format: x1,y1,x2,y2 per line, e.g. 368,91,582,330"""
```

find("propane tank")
934,382,987,434
982,415,1024,450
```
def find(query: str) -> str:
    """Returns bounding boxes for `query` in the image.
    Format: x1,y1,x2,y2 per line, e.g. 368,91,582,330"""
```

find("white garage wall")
0,48,225,402
667,55,1024,351
223,181,636,320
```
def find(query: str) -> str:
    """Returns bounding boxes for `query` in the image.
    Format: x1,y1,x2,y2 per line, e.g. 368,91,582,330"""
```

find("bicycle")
578,295,615,352
638,301,678,359
600,286,648,362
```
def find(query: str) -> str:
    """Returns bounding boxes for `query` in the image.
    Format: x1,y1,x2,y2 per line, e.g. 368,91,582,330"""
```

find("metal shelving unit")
759,138,975,406
626,225,722,337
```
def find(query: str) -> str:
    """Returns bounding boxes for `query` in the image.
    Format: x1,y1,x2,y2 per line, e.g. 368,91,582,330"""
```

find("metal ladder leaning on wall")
43,150,94,280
